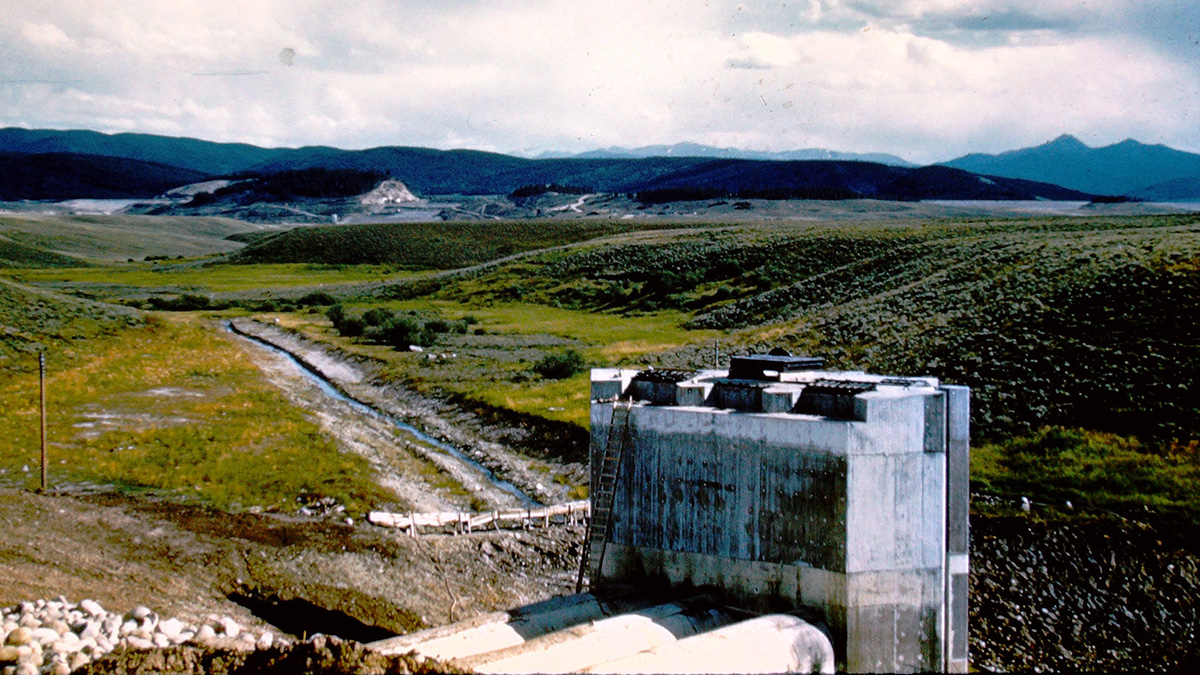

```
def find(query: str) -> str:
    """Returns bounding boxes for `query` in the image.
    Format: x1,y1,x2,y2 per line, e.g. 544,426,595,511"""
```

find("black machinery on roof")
727,348,824,381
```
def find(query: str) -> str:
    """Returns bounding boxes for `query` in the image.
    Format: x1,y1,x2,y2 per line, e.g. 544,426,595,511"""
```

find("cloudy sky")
1,0,1196,163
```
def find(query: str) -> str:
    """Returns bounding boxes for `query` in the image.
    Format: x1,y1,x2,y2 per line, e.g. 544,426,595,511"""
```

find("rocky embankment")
0,598,281,675
970,513,1200,672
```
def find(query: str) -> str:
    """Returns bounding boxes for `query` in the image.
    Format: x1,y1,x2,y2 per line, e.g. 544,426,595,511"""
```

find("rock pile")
971,514,1200,672
0,597,286,675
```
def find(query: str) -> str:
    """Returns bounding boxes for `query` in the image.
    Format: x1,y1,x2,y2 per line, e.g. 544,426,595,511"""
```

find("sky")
1,0,1197,164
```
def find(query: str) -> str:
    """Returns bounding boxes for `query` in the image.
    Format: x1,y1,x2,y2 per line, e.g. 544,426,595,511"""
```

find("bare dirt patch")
0,486,583,641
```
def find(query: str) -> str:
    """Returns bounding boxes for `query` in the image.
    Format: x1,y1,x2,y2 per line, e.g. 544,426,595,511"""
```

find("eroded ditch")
226,320,539,508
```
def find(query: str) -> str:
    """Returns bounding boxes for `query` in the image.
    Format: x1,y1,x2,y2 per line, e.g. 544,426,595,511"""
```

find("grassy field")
0,279,141,372
274,300,718,429
6,211,1200,523
0,289,393,514
1,262,412,293
0,213,266,262
971,427,1200,522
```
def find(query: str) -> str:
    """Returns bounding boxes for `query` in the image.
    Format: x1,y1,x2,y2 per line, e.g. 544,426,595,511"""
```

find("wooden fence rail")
367,501,590,536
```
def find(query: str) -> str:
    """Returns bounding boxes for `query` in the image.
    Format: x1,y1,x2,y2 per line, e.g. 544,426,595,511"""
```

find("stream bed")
226,321,539,507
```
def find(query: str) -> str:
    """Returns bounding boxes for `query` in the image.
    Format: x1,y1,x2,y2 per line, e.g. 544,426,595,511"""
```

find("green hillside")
374,215,1200,447
230,220,678,268
0,235,90,268
0,279,141,372
0,214,262,262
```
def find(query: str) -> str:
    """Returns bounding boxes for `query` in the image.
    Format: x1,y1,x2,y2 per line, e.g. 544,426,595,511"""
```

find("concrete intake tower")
587,352,970,673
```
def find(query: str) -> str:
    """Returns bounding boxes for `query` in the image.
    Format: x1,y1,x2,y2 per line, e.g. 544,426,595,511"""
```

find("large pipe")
371,592,650,662
459,600,735,674
582,613,836,674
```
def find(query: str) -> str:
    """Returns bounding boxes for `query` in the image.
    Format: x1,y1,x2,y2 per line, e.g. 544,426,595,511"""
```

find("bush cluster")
325,304,473,349
532,350,586,380
138,291,338,314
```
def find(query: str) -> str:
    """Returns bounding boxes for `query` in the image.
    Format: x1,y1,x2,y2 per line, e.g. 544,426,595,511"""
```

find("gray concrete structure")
589,357,970,673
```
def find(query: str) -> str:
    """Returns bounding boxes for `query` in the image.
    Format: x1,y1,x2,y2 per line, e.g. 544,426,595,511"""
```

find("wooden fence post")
39,352,47,493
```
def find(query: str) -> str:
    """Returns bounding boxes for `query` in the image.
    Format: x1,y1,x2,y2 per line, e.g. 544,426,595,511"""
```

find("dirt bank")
6,486,1200,671
0,487,583,642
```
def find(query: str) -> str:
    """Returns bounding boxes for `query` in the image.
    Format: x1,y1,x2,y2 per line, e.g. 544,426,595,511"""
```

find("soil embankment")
0,486,584,671
5,486,1197,673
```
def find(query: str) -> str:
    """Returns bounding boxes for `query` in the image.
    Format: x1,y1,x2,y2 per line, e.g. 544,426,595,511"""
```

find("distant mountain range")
0,127,287,176
942,134,1200,199
0,151,207,201
3,127,1190,203
536,142,915,167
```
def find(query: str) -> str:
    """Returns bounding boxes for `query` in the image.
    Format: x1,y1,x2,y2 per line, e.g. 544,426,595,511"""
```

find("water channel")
226,322,539,507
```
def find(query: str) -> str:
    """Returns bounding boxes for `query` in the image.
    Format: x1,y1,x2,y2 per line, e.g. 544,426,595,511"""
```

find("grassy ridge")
0,235,90,269
412,216,1200,447
0,214,260,262
0,279,141,373
230,220,686,268
2,263,408,294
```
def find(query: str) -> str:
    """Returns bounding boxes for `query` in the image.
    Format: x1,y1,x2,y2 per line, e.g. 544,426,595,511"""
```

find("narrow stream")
226,321,539,507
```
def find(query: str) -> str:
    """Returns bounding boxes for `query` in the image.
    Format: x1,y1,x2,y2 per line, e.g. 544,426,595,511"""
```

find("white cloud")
0,0,1197,162
21,23,74,49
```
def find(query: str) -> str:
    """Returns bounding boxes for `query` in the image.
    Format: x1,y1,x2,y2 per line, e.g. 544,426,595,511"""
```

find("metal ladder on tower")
576,399,633,592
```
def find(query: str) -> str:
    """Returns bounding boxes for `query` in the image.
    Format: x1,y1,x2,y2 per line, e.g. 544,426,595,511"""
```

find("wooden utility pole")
39,351,47,493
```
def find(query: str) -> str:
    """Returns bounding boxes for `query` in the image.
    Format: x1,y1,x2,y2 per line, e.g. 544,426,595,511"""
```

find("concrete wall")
589,367,969,673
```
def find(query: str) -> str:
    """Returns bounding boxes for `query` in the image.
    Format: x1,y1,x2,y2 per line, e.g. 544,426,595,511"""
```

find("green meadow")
3,213,1199,523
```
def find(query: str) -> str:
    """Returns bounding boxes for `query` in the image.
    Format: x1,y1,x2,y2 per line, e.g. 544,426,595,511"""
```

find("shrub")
380,315,431,349
361,307,394,327
533,350,586,380
298,291,337,307
325,303,346,327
